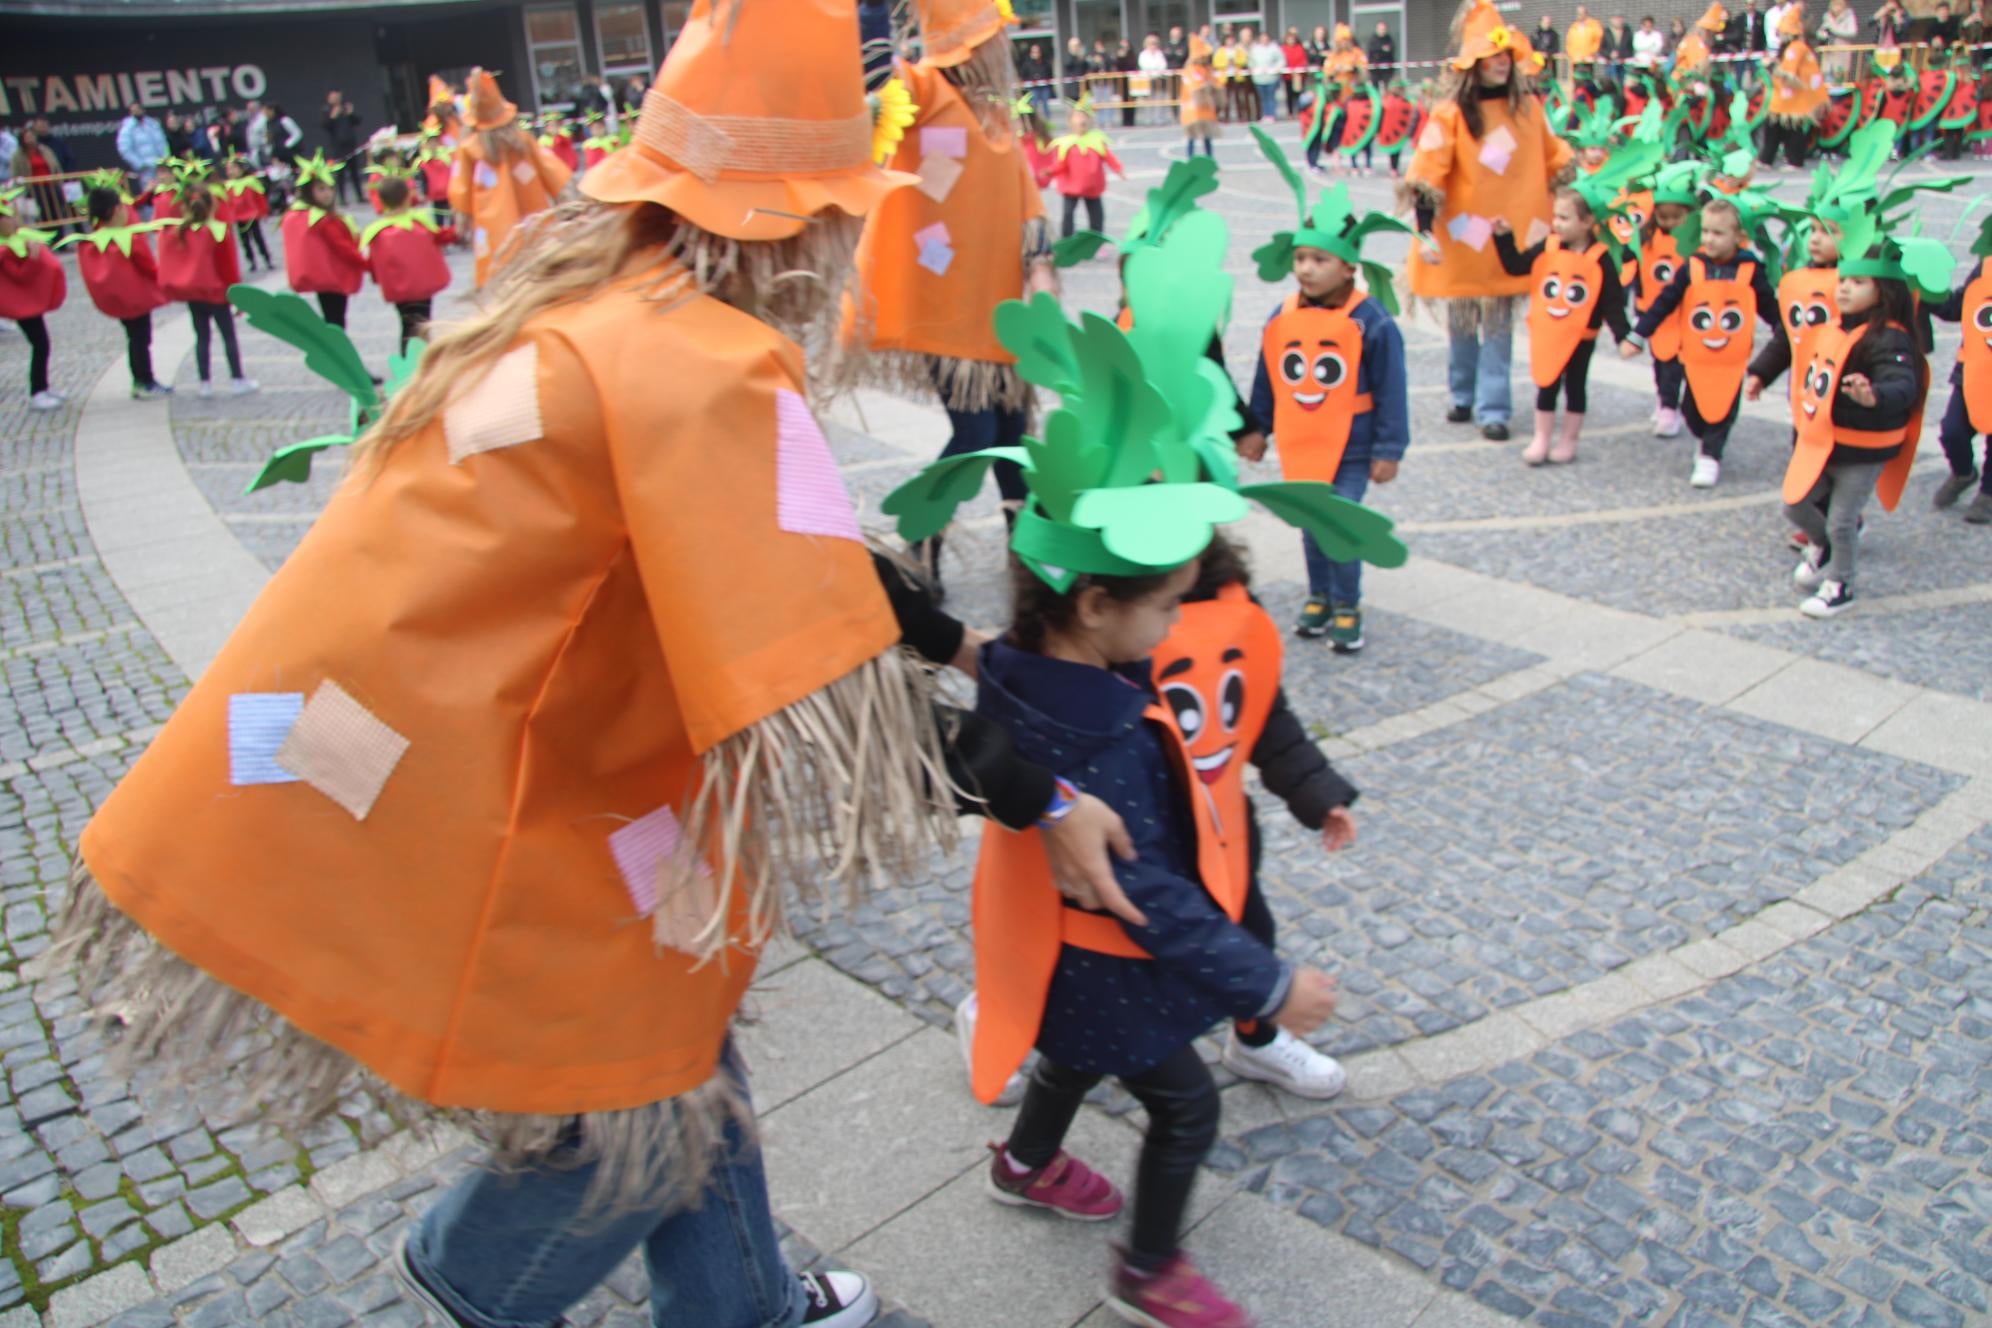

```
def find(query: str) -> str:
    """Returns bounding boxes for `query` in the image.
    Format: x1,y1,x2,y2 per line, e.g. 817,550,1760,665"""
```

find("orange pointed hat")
1777,5,1804,36
1189,32,1214,60
917,0,1020,69
1451,0,1526,70
465,68,518,131
1697,3,1729,31
583,0,916,242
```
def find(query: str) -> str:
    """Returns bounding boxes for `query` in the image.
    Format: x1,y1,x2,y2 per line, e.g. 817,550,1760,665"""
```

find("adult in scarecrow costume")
51,4,967,1326
846,0,1051,589
1403,0,1571,441
448,67,572,287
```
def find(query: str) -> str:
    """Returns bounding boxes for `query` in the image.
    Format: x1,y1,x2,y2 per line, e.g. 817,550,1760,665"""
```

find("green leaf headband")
55,220,164,257
1838,234,1957,300
294,151,341,188
1556,94,1622,149
1568,141,1665,269
81,167,134,203
1051,156,1218,269
1648,160,1703,208
1248,125,1411,315
883,212,1407,591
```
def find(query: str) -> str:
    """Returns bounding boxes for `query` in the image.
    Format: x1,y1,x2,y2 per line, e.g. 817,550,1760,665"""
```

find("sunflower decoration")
869,76,919,165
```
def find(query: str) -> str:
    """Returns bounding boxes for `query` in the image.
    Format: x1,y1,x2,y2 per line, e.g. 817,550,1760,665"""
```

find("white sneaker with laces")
798,1270,880,1328
1221,1027,1347,1099
230,376,260,395
29,391,61,411
1801,580,1854,618
1793,544,1828,590
954,992,1027,1107
1690,455,1721,488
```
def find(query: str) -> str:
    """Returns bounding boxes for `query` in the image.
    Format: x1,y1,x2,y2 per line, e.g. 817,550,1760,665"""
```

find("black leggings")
1006,1043,1219,1271
1759,121,1812,169
1653,356,1685,410
1536,338,1598,412
315,292,348,329
237,218,272,267
189,301,244,382
395,299,433,354
1060,194,1104,239
1686,386,1741,460
17,316,50,395
121,314,156,388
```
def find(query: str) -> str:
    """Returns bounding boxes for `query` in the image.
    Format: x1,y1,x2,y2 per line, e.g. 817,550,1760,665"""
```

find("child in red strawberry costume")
363,177,452,352
281,153,367,328
0,186,68,410
1042,107,1125,240
157,183,258,398
59,187,172,399
220,157,274,272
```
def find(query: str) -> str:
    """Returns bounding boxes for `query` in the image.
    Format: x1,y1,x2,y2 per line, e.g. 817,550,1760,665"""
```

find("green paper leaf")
1069,482,1248,567
993,293,1083,394
1069,313,1172,489
245,434,352,492
1361,261,1402,317
1125,157,1219,251
1251,234,1298,283
1123,209,1235,461
229,285,380,412
1025,411,1107,522
1895,237,1958,300
1239,481,1409,568
1051,230,1113,269
1249,124,1308,230
385,339,427,400
879,447,1029,543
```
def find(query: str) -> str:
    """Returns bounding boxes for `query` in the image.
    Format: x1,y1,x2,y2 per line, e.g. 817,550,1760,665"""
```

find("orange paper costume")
58,0,950,1208
1635,229,1685,362
1180,60,1220,126
1961,258,1992,433
1679,256,1760,414
847,0,1043,408
1769,37,1828,124
1260,291,1376,483
1784,319,1926,510
1777,266,1838,393
1566,17,1605,63
1528,239,1608,387
448,69,573,287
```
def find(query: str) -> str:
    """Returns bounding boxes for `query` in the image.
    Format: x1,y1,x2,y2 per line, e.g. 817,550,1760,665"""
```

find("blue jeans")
937,383,1029,505
1447,307,1514,426
407,1056,798,1328
1302,454,1372,606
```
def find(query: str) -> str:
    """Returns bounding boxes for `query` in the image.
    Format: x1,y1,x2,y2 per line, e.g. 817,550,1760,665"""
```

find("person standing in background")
1368,20,1398,82
162,112,194,159
1249,28,1286,121
1138,35,1172,125
1281,28,1310,116
1116,39,1141,127
1567,5,1605,81
1534,12,1563,61
1818,0,1858,79
1764,0,1793,55
117,106,168,178
1604,15,1635,85
1063,36,1088,102
321,91,365,204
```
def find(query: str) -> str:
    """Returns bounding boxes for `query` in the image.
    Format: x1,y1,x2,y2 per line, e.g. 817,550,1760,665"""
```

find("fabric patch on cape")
914,221,955,276
1478,125,1518,175
276,680,410,820
1447,213,1494,252
1417,119,1447,152
228,692,304,785
474,161,499,189
774,389,864,542
607,804,718,952
512,160,538,184
920,126,968,158
444,343,543,464
917,153,965,203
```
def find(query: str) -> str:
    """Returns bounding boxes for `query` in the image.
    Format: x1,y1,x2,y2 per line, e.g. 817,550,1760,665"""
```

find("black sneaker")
1445,404,1473,423
799,1270,880,1327
1800,580,1855,619
1967,491,1992,525
1934,471,1978,509
1481,421,1510,441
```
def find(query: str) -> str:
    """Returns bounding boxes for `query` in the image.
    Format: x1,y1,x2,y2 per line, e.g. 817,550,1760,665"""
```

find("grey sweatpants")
1785,460,1884,585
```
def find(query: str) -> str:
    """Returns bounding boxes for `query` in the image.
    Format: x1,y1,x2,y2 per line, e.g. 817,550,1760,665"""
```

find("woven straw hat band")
635,88,872,182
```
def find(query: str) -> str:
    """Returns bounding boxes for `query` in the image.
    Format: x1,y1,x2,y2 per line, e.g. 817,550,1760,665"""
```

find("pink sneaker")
1108,1250,1254,1328
986,1144,1124,1221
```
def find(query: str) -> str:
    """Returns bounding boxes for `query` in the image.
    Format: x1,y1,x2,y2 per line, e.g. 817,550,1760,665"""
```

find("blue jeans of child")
1447,305,1514,426
935,367,1029,506
405,1054,800,1328
1302,454,1371,606
1939,379,1992,494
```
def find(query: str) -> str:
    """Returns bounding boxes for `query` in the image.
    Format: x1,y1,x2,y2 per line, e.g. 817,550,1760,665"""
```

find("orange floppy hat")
1778,6,1805,35
583,0,916,242
917,0,1020,69
465,68,518,131
1697,3,1729,31
1451,0,1526,71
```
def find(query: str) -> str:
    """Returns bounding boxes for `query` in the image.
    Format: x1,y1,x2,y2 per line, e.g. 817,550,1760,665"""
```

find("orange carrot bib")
1679,257,1758,415
1529,238,1607,389
1261,292,1373,484
1961,258,1992,434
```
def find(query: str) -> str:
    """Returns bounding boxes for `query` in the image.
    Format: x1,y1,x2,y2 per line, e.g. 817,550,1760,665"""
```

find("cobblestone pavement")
3,123,1992,1328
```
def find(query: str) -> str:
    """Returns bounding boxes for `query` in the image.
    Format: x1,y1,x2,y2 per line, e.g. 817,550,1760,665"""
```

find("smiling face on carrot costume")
1274,329,1354,412
1677,255,1760,412
1528,231,1606,388
1152,583,1282,794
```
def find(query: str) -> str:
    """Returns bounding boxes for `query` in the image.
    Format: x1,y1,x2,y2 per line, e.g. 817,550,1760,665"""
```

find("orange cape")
448,134,572,287
1405,98,1573,301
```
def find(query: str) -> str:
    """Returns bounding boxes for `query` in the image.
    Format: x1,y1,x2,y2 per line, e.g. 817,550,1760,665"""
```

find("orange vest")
1528,238,1607,388
1785,318,1927,511
1960,257,1992,434
968,669,1246,1106
448,133,572,287
847,59,1044,366
1679,256,1758,414
80,271,899,1117
1405,98,1573,301
1777,265,1838,401
1261,291,1375,484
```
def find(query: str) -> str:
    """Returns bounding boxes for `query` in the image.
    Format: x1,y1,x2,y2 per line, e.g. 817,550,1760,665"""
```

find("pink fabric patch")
608,804,682,916
774,389,863,542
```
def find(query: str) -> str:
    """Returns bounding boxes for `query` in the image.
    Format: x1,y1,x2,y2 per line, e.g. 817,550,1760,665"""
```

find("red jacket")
77,232,167,319
157,221,245,305
282,207,366,296
364,215,451,303
0,241,67,320
1043,141,1124,200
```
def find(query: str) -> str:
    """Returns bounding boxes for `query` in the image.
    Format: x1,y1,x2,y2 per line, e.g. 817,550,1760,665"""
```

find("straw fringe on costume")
49,643,958,1217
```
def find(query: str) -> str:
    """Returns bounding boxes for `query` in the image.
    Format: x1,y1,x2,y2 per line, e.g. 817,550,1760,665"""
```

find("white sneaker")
1690,455,1721,488
954,992,1027,1107
229,376,259,395
197,380,212,398
797,1270,880,1328
1793,545,1828,590
1801,580,1854,618
1655,407,1683,438
1221,1027,1347,1099
28,390,61,411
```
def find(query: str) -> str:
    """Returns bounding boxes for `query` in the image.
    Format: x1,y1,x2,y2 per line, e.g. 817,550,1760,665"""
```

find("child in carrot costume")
1496,146,1657,465
1246,127,1411,651
1931,214,1992,523
362,176,451,353
1624,194,1787,487
156,182,257,398
1783,234,1948,616
1043,105,1125,239
281,152,366,329
882,218,1404,1328
0,186,67,411
51,4,962,1325
58,187,171,400
1627,162,1699,439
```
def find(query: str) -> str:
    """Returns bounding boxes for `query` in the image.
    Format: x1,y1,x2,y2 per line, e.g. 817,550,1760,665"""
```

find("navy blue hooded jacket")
976,640,1289,1078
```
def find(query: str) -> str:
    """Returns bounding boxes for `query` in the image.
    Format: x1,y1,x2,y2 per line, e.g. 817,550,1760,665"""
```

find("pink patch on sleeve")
608,804,682,916
774,389,863,542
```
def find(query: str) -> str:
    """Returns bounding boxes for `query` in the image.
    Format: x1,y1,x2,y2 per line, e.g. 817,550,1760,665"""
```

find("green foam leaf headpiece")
1569,141,1666,269
1247,125,1410,315
294,151,341,189
1051,156,1218,269
1839,234,1958,301
1556,94,1621,149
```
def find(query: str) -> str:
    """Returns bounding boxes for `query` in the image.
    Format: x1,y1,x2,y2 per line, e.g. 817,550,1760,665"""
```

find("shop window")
597,2,653,76
525,5,585,106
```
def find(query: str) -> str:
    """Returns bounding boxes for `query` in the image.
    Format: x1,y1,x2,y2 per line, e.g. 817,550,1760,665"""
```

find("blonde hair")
477,122,533,163
942,33,1021,139
353,199,863,472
